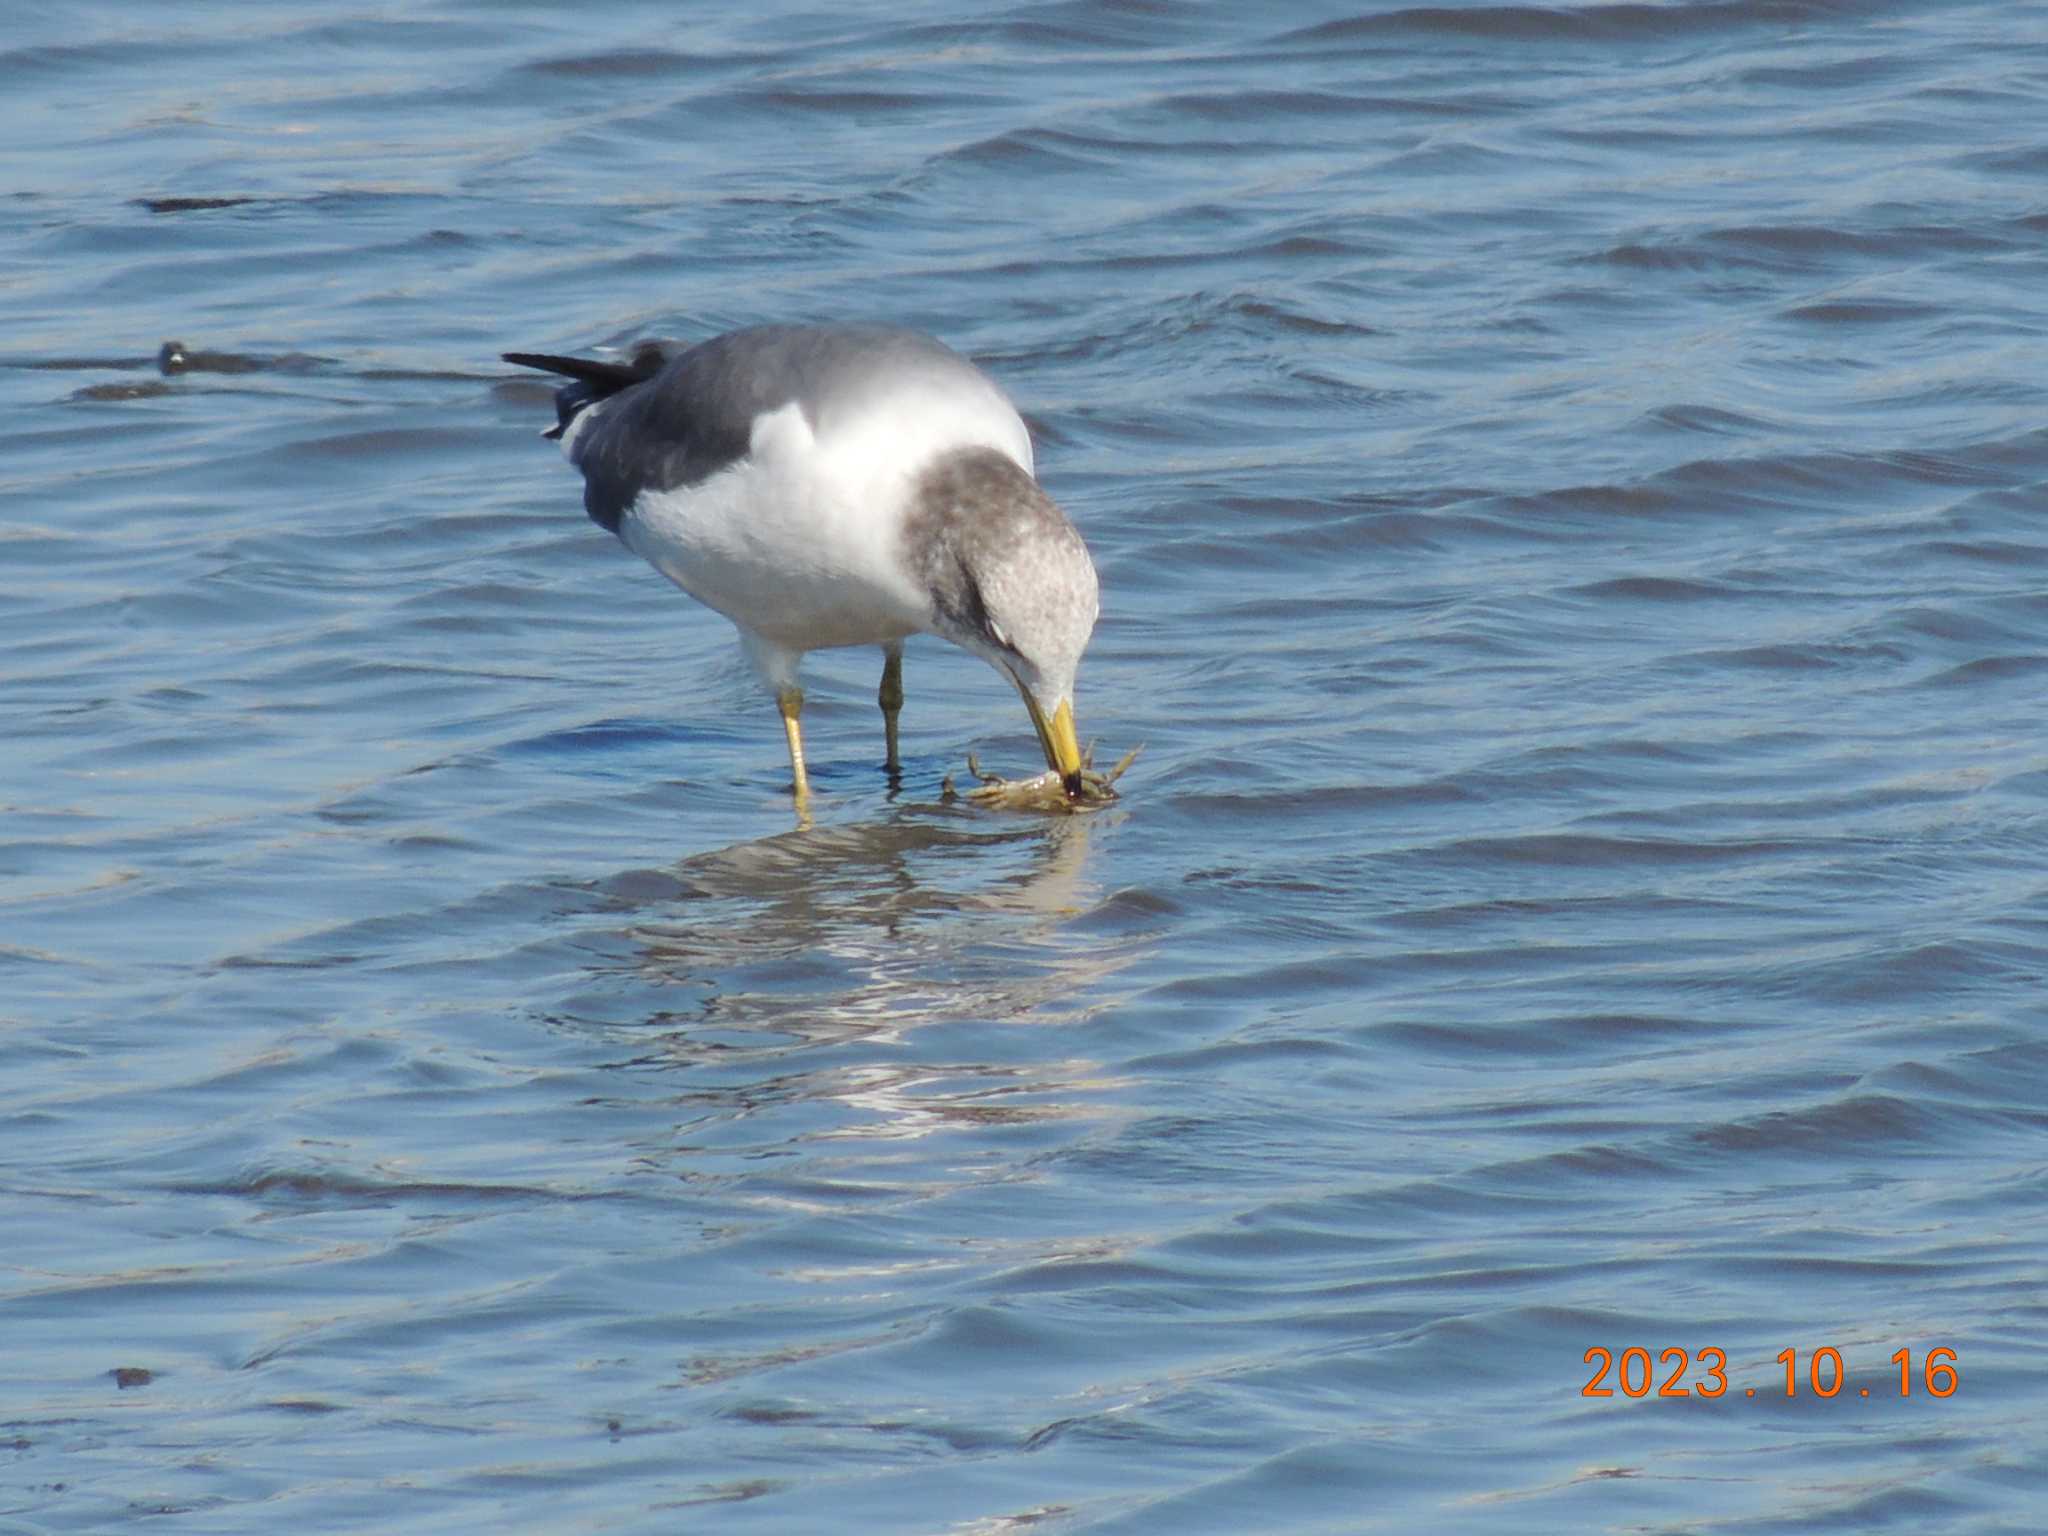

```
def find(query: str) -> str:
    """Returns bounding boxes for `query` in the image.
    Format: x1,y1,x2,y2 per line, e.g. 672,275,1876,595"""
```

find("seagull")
504,324,1099,802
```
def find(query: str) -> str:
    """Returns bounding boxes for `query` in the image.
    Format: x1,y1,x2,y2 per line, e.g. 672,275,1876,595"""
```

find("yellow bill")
1017,685,1085,795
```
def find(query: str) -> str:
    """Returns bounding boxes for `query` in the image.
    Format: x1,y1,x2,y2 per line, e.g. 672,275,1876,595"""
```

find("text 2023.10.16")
1582,1346,1958,1399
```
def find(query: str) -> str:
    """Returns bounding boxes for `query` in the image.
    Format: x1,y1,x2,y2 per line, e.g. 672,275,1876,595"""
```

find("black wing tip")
505,344,679,442
502,344,672,392
503,350,605,379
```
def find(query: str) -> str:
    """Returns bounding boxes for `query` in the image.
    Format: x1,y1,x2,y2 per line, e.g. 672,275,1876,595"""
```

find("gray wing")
570,325,1001,535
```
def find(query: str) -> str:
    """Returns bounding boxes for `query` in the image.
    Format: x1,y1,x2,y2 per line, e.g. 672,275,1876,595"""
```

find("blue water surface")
4,2,2047,1531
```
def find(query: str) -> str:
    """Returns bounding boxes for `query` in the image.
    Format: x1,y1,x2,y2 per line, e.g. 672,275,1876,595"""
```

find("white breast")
618,385,1031,653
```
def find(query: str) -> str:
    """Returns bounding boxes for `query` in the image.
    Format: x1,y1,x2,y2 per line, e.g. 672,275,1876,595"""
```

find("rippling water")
6,2,2047,1530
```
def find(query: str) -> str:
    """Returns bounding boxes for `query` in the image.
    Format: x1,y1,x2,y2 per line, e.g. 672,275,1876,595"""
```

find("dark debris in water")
137,196,260,214
12,339,341,393
157,340,336,376
72,381,177,402
111,1366,155,1390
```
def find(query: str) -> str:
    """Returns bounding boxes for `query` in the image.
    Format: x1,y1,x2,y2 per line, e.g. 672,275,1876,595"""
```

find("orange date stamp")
1582,1346,1958,1399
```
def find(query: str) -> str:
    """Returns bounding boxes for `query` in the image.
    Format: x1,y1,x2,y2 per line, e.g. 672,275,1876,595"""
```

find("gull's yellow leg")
878,646,904,773
777,684,809,799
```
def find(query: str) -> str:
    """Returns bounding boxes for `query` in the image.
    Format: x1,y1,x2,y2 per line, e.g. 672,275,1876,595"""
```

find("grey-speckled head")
906,446,1099,714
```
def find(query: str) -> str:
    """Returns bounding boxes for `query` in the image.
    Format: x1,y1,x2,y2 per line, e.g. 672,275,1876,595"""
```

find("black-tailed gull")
504,324,1099,802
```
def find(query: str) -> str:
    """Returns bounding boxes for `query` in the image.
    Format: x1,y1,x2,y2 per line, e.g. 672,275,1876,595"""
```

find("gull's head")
908,446,1099,794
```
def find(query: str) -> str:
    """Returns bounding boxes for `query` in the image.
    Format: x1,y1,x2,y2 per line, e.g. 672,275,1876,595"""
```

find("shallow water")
6,2,2048,1530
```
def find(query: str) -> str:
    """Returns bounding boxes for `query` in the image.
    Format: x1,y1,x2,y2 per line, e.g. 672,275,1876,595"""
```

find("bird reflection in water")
558,807,1144,1157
